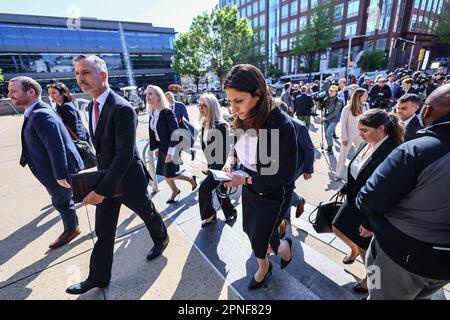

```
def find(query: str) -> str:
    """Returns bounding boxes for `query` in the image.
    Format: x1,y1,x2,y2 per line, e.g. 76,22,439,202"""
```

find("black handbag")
308,193,344,233
64,124,97,170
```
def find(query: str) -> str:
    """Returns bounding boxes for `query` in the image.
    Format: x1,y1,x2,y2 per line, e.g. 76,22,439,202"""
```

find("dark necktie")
93,100,100,129
19,117,29,167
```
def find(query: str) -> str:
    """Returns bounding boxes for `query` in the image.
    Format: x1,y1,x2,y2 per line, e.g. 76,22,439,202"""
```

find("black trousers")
199,172,235,220
87,189,167,284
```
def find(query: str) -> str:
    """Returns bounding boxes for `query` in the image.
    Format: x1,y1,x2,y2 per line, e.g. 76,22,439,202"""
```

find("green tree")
191,5,253,85
290,1,335,78
358,50,389,72
434,11,450,46
172,32,208,94
0,68,4,85
267,63,284,80
238,31,269,74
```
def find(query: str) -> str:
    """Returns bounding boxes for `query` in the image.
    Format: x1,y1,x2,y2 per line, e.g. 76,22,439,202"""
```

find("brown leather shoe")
295,198,306,218
49,227,81,249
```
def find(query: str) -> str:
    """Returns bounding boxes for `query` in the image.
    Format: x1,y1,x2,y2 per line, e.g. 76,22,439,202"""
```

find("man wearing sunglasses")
356,84,450,300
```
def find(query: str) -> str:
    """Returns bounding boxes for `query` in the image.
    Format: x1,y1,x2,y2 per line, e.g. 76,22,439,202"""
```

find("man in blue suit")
8,76,84,249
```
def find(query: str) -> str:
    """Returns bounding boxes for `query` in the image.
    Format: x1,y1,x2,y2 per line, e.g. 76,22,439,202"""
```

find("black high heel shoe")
248,262,273,290
201,215,217,228
191,176,198,191
280,238,292,270
166,190,181,204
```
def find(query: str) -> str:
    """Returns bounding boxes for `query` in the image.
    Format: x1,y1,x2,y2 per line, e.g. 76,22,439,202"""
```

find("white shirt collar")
400,114,416,128
94,88,111,107
24,100,41,118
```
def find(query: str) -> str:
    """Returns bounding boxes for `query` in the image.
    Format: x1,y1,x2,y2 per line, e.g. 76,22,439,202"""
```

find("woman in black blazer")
145,85,196,203
197,93,237,228
332,109,404,293
47,82,90,142
223,65,297,290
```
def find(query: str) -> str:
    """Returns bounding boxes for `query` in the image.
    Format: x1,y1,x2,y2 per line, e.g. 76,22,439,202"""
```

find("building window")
248,4,252,16
334,4,344,21
345,22,357,37
280,38,288,51
437,1,444,14
376,38,386,50
347,0,360,18
260,14,266,27
253,2,258,14
410,14,417,29
299,16,307,30
282,22,288,35
311,0,318,9
379,0,393,33
427,0,433,11
333,26,342,41
414,0,421,9
290,19,298,33
300,0,308,12
432,0,439,12
282,4,289,19
421,0,426,10
291,0,298,15
260,0,265,11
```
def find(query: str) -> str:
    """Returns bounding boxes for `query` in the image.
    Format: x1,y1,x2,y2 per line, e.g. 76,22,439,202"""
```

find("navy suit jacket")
148,108,179,155
294,93,314,116
291,117,315,180
171,101,190,123
56,101,90,141
88,91,151,197
20,101,83,188
404,115,424,142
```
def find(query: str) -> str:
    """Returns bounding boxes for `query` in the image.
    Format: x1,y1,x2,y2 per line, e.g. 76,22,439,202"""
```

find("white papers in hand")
209,169,232,182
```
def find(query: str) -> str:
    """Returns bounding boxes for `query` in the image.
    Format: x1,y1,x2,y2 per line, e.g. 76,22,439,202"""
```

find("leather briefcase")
70,170,123,203
308,193,344,233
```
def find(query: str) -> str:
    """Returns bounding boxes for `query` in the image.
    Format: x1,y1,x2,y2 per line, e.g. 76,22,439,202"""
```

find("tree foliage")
172,5,254,89
358,50,389,72
290,1,335,76
434,11,450,46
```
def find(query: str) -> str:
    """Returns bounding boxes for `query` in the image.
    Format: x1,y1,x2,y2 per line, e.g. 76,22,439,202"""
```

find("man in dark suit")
294,86,314,128
165,91,196,159
8,76,84,249
66,55,168,295
395,94,424,141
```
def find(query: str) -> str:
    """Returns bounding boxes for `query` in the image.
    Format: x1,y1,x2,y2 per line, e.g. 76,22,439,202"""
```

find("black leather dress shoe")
166,190,181,204
66,280,109,295
280,238,293,270
146,236,169,260
353,282,369,294
192,176,198,191
248,262,273,290
201,215,217,228
343,255,357,264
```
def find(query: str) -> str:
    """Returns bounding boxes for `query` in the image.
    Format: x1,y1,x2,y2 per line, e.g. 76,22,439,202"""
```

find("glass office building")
0,13,177,95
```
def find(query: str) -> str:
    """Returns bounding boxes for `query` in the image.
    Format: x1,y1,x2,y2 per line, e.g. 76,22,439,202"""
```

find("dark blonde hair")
223,64,274,131
348,88,367,117
359,109,404,144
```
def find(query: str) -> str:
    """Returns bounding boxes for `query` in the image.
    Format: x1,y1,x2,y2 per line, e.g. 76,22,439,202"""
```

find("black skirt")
332,200,371,250
156,151,181,178
242,177,294,259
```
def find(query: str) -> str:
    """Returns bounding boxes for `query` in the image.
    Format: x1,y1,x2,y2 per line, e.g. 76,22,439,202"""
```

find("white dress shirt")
235,133,258,172
350,136,389,180
91,88,111,134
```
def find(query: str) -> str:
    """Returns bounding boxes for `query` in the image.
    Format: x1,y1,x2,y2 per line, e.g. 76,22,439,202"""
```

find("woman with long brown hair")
222,64,297,290
332,109,404,294
334,88,369,181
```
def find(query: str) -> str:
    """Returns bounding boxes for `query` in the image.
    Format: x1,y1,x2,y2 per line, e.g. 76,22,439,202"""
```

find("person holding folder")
66,55,168,295
222,65,297,290
197,93,237,228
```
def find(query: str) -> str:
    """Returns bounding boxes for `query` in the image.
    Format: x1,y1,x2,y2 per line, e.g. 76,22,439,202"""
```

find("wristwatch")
244,176,250,185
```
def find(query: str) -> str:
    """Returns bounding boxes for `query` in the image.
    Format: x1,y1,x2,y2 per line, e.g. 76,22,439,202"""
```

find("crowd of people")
7,54,450,300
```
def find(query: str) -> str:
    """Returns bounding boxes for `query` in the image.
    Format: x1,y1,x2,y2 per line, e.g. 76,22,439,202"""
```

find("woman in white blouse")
334,88,369,181
332,109,404,294
146,85,197,204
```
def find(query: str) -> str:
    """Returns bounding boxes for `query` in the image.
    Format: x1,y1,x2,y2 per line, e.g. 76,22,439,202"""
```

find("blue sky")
0,0,218,33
